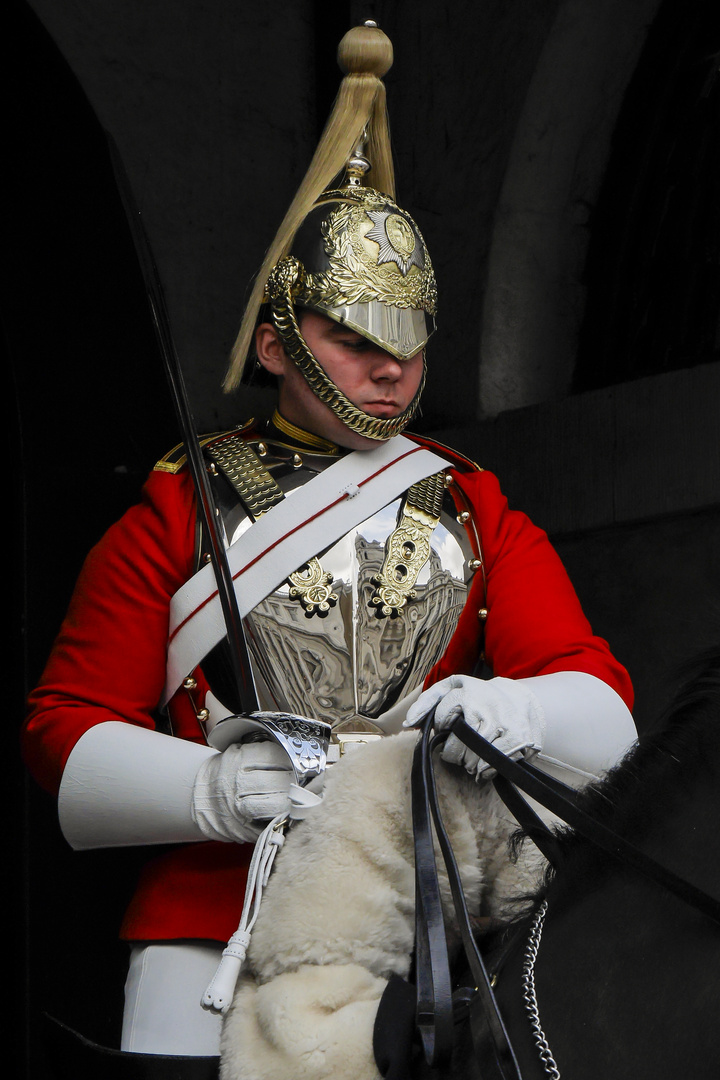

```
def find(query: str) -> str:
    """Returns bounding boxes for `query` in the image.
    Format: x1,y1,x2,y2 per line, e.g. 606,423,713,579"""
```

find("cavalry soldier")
23,22,635,1066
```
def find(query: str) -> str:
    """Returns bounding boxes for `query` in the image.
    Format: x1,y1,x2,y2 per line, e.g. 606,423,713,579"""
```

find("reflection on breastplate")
245,502,470,726
202,438,477,730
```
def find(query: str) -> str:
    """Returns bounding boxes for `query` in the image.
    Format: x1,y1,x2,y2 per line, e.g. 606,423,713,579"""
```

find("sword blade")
105,133,259,715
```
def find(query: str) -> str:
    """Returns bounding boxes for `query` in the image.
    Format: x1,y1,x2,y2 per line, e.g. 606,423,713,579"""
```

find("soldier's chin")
363,403,401,419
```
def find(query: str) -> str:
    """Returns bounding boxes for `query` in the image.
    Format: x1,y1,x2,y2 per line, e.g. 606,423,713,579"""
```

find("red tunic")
22,436,632,944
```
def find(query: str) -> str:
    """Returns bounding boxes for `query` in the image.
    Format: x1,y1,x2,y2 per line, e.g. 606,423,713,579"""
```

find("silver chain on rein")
521,900,561,1080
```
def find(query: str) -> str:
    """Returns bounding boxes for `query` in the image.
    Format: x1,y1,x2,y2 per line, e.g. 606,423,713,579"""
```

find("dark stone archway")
575,0,720,391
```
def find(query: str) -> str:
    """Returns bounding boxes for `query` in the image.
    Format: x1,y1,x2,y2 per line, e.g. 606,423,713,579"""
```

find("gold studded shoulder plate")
153,419,257,475
205,431,338,618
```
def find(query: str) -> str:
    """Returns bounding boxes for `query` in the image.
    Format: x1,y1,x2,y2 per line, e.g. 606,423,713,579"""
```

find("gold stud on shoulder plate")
469,558,483,572
444,472,454,487
257,442,268,457
292,453,303,468
478,608,488,621
183,676,197,690
196,708,209,722
457,510,470,524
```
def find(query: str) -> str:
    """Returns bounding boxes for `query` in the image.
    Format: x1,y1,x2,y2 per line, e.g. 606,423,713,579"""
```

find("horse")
431,646,720,1080
219,728,546,1080
219,648,720,1080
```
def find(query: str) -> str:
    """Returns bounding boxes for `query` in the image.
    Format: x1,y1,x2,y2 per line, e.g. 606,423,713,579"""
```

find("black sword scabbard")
106,133,258,715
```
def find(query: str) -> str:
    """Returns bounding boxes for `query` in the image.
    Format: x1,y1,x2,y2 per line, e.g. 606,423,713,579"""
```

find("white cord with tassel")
201,782,323,1014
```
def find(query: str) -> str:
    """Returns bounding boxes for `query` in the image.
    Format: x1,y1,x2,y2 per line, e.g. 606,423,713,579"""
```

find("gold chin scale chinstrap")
370,471,446,618
266,256,426,442
205,435,338,618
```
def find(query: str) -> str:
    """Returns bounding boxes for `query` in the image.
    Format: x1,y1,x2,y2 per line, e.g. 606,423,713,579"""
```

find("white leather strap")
163,437,450,704
58,722,217,850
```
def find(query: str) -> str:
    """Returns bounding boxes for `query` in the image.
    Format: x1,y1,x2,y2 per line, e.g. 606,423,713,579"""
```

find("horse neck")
555,694,720,905
492,676,720,1078
633,763,720,901
632,655,720,897
494,771,720,1079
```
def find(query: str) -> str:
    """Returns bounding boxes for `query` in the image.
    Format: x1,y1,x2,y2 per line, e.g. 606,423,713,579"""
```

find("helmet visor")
314,299,435,360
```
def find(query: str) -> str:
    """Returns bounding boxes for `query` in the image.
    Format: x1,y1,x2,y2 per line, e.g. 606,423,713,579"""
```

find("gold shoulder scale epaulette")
153,419,256,475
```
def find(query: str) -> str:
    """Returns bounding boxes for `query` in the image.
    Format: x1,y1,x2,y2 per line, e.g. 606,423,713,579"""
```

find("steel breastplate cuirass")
198,431,477,734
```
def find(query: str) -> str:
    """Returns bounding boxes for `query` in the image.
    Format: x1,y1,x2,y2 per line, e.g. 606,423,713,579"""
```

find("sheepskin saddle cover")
220,730,541,1080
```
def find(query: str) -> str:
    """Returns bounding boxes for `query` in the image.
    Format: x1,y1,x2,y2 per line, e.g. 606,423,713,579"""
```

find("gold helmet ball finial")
336,23,393,78
337,23,392,188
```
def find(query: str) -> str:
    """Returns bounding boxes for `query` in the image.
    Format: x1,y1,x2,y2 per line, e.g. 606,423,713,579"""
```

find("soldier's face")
255,310,424,449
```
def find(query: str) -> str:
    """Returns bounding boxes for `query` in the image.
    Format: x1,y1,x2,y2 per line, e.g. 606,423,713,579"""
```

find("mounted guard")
23,20,636,1076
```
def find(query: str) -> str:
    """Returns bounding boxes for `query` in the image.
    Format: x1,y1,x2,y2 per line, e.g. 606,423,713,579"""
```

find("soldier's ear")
255,323,287,377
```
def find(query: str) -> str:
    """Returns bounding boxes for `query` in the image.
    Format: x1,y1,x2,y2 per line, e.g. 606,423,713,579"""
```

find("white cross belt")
163,436,450,705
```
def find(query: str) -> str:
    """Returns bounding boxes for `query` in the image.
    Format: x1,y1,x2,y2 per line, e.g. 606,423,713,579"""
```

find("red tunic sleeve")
22,467,199,795
22,466,256,943
426,468,634,712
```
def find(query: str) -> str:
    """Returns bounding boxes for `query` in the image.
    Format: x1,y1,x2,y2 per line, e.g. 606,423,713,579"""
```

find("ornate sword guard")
207,710,331,788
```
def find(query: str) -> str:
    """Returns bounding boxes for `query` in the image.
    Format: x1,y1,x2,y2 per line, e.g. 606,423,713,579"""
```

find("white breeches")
121,942,224,1056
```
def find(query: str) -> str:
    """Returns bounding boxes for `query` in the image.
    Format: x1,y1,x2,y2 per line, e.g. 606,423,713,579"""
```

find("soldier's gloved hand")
191,740,293,843
404,675,546,780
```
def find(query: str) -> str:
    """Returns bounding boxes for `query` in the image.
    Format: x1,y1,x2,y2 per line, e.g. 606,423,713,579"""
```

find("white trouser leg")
121,942,224,1055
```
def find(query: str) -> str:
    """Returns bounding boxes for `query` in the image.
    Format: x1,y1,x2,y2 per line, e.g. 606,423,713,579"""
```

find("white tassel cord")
201,814,287,1014
201,784,324,1014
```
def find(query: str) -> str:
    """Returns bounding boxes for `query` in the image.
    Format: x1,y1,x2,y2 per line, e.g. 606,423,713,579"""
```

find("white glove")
191,740,293,843
404,675,545,779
